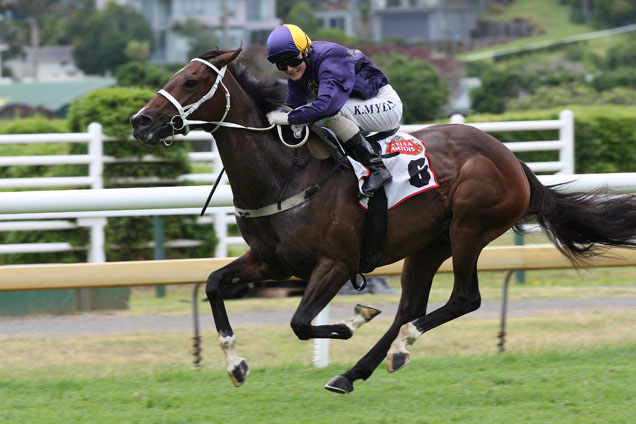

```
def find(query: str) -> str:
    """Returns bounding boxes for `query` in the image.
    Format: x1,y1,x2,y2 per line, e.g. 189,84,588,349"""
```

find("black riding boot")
346,132,391,195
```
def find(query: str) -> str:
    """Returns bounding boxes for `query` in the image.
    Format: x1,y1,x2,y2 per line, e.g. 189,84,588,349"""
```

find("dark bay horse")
131,47,636,394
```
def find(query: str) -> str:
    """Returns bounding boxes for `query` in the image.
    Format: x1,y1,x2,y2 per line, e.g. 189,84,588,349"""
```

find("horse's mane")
198,49,285,115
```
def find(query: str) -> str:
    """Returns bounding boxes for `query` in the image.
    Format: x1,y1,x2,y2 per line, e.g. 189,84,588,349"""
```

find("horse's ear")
215,41,243,68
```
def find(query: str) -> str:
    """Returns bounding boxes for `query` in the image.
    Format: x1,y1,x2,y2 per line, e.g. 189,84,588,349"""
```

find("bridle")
155,56,340,225
158,58,231,140
156,57,309,148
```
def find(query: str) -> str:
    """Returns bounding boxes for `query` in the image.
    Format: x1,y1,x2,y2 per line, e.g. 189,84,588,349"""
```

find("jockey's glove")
266,110,290,126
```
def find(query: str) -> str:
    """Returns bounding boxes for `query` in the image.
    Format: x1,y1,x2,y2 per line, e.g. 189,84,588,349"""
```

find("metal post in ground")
192,283,203,368
514,231,526,284
153,215,166,297
498,270,515,353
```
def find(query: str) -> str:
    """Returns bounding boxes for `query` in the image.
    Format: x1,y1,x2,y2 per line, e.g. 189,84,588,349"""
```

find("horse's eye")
184,78,198,89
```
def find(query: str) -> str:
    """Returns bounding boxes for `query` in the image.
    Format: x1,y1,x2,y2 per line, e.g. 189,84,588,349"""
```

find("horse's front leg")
206,250,288,387
290,258,380,340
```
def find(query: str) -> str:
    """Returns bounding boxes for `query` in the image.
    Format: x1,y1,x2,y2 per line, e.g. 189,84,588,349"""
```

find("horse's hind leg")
327,231,484,393
386,161,528,370
206,250,288,387
325,241,451,393
290,258,380,340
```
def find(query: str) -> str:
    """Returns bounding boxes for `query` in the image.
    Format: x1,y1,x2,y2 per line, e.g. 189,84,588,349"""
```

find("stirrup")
362,169,391,195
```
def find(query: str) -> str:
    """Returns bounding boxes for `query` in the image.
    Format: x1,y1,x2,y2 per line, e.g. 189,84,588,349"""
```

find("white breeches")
324,84,403,142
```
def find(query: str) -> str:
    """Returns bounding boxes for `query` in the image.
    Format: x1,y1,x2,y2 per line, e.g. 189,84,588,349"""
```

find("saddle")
307,124,399,161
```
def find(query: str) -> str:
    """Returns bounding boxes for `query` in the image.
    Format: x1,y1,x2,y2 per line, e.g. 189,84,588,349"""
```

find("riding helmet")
266,24,312,63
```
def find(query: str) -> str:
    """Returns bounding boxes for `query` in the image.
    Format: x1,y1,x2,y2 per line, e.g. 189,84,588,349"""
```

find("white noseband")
158,58,230,135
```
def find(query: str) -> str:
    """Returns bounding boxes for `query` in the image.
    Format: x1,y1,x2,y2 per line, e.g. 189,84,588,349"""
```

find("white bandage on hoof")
386,322,421,372
388,322,421,356
218,334,250,386
341,304,381,332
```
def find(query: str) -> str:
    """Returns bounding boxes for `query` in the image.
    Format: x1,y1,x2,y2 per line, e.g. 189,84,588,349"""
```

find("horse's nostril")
131,113,152,130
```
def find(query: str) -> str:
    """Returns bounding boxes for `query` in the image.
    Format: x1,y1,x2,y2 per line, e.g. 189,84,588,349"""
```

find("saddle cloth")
349,132,439,210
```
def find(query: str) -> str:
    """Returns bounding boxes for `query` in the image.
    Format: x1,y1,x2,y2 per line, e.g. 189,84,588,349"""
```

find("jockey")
265,24,403,196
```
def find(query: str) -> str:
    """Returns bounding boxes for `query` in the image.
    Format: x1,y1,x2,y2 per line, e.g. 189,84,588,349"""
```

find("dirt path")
1,297,634,339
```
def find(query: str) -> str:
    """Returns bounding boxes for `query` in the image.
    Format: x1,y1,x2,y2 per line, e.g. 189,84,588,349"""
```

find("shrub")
507,84,597,111
0,116,88,266
591,68,636,91
372,52,448,123
115,61,174,89
67,86,216,261
463,105,636,174
1,87,217,267
470,68,525,114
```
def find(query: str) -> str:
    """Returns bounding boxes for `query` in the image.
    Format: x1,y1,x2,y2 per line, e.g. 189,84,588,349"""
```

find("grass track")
0,344,634,423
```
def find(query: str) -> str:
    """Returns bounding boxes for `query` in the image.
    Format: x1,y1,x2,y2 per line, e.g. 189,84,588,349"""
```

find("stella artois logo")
386,135,424,155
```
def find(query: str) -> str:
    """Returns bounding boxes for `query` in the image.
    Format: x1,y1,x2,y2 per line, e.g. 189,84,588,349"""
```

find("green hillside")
458,0,594,59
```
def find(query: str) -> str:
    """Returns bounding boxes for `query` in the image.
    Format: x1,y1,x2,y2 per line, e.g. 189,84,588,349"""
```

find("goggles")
270,53,304,71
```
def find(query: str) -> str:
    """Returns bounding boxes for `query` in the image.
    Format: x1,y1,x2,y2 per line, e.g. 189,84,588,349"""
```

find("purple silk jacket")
285,41,388,125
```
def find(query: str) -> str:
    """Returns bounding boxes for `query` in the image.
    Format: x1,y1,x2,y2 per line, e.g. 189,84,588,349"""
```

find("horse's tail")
515,161,636,263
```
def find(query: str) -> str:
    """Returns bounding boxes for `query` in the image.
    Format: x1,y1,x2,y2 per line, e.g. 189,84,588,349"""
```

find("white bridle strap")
158,58,229,134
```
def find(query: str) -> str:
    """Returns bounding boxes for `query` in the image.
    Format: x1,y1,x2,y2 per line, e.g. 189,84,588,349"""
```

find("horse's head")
131,47,242,144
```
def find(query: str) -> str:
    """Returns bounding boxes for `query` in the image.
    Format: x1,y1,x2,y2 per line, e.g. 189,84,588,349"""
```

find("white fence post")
88,122,104,190
86,122,106,266
450,114,465,124
213,209,228,257
559,110,575,174
77,216,107,311
85,123,106,310
313,305,330,368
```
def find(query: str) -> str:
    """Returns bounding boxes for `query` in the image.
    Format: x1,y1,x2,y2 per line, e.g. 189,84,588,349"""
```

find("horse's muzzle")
130,112,152,134
130,112,162,144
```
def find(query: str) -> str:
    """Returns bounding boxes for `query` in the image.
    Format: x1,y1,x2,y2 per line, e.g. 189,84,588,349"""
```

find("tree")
372,52,448,123
564,0,636,28
507,83,597,111
276,0,297,21
73,2,154,75
0,13,27,61
172,18,219,59
124,41,151,62
43,0,96,46
470,68,524,114
592,0,636,27
1,0,61,81
114,61,173,89
604,36,636,70
285,2,321,35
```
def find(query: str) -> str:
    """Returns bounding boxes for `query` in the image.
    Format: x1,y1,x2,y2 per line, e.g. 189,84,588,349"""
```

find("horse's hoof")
355,304,382,322
324,375,353,394
228,359,250,387
386,352,410,373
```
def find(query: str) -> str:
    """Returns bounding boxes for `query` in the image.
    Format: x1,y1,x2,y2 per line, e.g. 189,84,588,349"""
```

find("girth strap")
234,187,315,218
234,157,347,219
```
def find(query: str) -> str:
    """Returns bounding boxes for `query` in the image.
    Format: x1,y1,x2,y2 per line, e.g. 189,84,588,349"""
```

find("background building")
371,0,486,42
312,0,486,43
125,0,280,64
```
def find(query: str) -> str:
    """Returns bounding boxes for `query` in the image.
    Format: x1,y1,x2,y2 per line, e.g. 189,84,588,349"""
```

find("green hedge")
0,117,77,181
461,105,636,174
68,86,190,184
67,86,216,261
1,87,217,266
0,117,89,265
